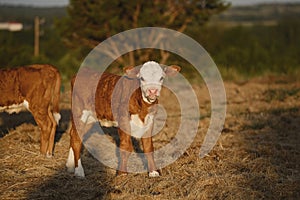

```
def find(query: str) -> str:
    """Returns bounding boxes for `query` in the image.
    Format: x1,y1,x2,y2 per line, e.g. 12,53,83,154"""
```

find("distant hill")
1,3,299,29
209,3,300,27
0,6,66,28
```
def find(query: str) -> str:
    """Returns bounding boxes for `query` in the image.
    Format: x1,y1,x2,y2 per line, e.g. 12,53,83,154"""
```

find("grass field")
0,76,299,199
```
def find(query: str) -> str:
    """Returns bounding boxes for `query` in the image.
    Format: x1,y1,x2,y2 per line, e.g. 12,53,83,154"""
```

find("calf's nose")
148,88,158,95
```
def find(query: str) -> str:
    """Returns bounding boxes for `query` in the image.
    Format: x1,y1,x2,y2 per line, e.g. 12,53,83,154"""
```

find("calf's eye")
140,77,145,81
159,77,164,81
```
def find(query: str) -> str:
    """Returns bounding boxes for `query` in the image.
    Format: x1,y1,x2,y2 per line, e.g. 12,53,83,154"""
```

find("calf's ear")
123,66,139,78
165,65,181,77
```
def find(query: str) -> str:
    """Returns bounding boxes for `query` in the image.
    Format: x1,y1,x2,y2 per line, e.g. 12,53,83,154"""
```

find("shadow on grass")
26,155,113,200
0,109,71,143
0,111,36,137
26,123,149,199
0,110,115,199
81,124,148,176
240,107,300,198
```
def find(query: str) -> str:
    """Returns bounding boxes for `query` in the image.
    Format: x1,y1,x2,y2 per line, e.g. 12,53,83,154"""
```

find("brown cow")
0,64,61,157
66,61,180,178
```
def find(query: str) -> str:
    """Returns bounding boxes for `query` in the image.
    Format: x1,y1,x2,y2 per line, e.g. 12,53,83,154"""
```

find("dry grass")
0,76,299,199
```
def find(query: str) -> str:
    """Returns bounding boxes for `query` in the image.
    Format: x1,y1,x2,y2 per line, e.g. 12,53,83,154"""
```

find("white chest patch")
130,114,154,138
0,100,29,114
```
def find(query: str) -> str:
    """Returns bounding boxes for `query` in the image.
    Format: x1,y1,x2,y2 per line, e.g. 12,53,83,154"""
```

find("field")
0,76,299,199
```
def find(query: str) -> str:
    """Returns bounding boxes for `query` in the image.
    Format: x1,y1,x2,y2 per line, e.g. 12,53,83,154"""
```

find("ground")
0,76,299,199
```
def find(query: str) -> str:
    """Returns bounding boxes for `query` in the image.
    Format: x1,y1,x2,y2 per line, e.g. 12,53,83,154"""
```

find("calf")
0,64,61,157
66,61,180,177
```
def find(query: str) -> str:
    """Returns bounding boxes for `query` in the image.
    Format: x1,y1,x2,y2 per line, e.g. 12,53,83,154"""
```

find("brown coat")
0,64,61,156
71,68,157,127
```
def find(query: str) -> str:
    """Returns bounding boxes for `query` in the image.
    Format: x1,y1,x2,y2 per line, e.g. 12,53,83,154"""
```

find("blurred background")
0,0,300,83
1,2,299,199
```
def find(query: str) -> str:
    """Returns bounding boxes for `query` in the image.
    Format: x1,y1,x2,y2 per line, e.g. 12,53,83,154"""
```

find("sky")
0,0,69,7
0,0,300,7
230,0,300,5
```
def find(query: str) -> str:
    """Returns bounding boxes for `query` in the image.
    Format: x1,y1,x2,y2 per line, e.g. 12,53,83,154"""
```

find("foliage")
1,4,300,82
0,6,73,81
196,17,300,77
58,0,230,67
0,28,71,80
0,6,66,27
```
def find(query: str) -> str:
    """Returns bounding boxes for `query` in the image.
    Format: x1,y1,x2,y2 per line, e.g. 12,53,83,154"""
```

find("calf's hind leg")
32,107,53,157
66,122,85,178
45,105,57,157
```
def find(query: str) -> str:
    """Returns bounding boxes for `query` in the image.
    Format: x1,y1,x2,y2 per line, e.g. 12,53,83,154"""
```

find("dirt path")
0,77,299,199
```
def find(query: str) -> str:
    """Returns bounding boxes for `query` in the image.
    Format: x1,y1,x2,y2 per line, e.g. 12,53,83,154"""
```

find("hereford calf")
66,61,180,177
0,64,61,157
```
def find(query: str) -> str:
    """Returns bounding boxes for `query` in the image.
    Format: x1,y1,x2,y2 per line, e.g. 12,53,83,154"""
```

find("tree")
58,0,230,67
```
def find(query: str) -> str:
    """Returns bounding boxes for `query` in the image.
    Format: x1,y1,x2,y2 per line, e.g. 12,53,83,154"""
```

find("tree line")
0,1,299,82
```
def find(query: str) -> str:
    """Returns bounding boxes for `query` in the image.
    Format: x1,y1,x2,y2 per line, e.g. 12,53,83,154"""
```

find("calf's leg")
117,129,133,175
45,105,57,157
66,122,85,178
32,107,52,157
141,136,160,177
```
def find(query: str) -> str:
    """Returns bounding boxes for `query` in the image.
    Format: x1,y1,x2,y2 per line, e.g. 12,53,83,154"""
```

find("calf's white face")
139,62,165,103
125,61,181,104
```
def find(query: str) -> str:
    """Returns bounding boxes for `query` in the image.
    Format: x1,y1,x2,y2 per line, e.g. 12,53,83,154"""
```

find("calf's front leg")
117,128,133,175
141,125,160,177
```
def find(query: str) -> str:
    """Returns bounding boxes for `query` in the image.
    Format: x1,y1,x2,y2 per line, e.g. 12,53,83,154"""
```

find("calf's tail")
52,69,61,125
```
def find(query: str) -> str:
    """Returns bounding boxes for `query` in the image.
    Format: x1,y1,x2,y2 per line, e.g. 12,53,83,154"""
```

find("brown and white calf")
0,64,61,157
66,61,180,177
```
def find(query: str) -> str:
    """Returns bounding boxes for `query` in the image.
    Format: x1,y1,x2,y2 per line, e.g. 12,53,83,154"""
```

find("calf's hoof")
149,170,160,177
46,152,53,158
74,166,85,178
66,164,75,173
117,171,128,176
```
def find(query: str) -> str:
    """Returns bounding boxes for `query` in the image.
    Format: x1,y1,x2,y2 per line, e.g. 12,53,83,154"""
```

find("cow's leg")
32,107,52,156
141,123,159,177
66,107,95,178
141,136,160,177
118,129,133,175
45,105,57,157
39,84,55,157
67,121,85,178
39,119,52,156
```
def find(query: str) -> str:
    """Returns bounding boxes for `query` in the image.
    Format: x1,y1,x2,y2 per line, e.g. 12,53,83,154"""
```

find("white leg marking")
74,159,85,178
66,148,75,173
23,100,30,110
80,110,96,124
149,170,160,177
53,112,61,125
46,151,53,158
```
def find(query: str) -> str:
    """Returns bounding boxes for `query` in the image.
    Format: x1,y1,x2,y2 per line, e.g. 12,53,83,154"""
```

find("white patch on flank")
80,109,97,124
149,170,160,177
53,112,61,125
74,159,85,178
130,114,154,138
66,147,75,173
0,100,29,114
